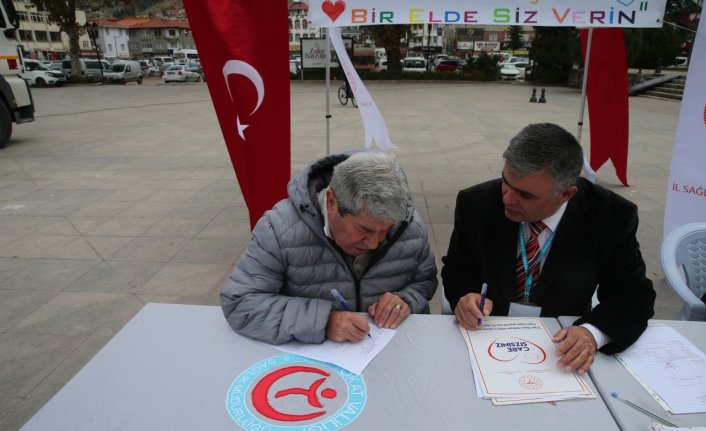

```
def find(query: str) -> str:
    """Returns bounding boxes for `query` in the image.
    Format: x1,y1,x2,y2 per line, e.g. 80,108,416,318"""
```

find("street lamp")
89,23,104,81
426,23,432,69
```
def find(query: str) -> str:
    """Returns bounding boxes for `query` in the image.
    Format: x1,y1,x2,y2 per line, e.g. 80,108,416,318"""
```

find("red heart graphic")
322,0,346,22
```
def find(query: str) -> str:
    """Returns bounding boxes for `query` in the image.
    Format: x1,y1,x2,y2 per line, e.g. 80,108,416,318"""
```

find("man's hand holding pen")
326,311,371,343
455,292,494,330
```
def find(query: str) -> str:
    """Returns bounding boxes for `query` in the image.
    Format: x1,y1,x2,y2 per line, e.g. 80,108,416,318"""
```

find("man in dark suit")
442,123,655,374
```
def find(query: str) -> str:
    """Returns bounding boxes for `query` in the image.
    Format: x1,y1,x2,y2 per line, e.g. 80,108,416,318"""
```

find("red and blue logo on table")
226,354,367,430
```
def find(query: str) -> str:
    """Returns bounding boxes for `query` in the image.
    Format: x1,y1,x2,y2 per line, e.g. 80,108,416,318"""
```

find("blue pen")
611,392,676,427
477,283,488,327
330,288,371,338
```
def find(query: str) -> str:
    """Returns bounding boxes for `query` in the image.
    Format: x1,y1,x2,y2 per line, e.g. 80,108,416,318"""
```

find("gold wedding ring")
393,303,403,311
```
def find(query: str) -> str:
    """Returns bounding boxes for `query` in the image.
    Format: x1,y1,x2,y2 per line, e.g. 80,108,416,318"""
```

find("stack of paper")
459,317,595,405
616,325,706,415
273,324,397,375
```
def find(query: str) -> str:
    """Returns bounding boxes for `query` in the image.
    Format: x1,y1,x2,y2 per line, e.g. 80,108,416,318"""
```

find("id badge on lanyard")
517,224,556,305
509,301,542,317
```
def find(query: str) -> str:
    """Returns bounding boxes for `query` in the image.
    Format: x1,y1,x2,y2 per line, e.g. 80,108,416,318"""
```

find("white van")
102,60,143,84
61,58,110,81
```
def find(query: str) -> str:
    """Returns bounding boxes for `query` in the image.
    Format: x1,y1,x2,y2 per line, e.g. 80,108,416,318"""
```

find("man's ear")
325,188,337,213
560,185,578,203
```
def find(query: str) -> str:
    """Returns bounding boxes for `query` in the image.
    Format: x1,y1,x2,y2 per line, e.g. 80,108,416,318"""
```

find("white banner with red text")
329,27,395,150
664,17,706,236
309,0,666,28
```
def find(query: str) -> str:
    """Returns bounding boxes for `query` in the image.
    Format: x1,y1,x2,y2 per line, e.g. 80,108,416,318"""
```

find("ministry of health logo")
226,354,366,431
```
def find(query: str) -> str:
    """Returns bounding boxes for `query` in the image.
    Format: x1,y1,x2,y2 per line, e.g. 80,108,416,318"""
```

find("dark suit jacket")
441,178,655,354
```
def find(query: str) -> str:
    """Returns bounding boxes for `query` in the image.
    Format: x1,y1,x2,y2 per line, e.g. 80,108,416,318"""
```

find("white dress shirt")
518,201,611,349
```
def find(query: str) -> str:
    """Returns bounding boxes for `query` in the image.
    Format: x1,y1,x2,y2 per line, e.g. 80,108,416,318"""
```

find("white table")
559,316,706,430
21,304,619,430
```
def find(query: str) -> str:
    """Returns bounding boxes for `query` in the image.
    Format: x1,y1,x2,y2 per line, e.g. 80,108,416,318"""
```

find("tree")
529,27,581,84
624,26,681,70
506,26,523,55
463,51,500,81
29,0,131,78
664,0,701,59
360,25,408,73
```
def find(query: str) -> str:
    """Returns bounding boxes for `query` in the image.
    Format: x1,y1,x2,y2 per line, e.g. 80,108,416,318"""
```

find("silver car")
61,59,110,81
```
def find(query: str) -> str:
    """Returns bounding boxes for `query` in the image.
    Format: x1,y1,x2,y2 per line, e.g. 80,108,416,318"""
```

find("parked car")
507,56,529,65
673,56,688,68
153,56,174,75
376,60,388,71
499,63,520,80
433,54,449,66
435,59,460,72
48,62,67,77
162,65,201,83
186,66,206,82
102,60,143,85
402,57,427,72
61,58,110,81
153,56,173,65
21,59,65,87
512,61,531,79
138,59,160,77
289,59,300,77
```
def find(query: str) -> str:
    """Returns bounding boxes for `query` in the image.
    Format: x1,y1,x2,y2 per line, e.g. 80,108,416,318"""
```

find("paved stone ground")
0,77,683,430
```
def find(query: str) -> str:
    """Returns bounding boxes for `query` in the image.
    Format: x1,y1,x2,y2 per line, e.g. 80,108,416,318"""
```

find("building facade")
288,1,322,56
88,17,194,61
13,0,91,61
443,25,535,58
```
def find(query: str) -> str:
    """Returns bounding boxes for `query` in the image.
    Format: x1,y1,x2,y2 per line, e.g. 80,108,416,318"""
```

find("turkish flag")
183,0,291,229
579,28,630,186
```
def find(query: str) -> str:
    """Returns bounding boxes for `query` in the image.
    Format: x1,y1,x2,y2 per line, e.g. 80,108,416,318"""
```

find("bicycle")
337,84,357,107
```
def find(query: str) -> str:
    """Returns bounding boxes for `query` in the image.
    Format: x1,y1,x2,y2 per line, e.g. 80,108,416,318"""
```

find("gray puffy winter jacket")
220,153,438,344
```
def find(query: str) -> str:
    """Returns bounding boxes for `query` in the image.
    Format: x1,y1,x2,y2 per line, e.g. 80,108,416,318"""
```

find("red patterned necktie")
516,221,547,302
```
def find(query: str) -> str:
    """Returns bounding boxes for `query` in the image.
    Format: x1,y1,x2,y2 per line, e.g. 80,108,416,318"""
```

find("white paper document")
616,326,706,414
459,317,594,405
273,324,396,375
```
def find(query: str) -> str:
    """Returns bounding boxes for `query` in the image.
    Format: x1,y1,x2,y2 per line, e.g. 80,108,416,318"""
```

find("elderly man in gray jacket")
221,151,438,345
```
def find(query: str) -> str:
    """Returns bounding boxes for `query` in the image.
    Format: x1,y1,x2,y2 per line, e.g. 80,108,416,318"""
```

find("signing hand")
368,292,409,329
454,293,493,330
552,326,597,374
326,311,370,342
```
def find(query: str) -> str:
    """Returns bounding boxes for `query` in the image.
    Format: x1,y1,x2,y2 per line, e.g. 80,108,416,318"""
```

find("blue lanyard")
519,224,556,303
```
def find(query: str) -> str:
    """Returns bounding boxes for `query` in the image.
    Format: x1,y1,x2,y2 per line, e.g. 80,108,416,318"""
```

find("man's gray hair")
329,152,410,222
503,123,584,192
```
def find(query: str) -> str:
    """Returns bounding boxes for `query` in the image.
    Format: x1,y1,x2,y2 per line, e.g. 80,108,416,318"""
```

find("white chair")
441,286,453,315
661,222,706,321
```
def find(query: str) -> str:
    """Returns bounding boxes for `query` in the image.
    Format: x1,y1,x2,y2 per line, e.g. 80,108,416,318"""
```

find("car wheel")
0,102,11,149
35,77,46,87
137,76,143,85
195,76,201,82
120,79,126,85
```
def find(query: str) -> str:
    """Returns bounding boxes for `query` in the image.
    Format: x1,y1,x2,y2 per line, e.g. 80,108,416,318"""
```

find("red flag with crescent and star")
183,0,291,229
579,28,630,186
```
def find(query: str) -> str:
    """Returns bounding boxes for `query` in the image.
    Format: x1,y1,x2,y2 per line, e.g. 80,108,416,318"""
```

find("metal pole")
422,23,431,70
325,31,331,155
578,27,597,183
